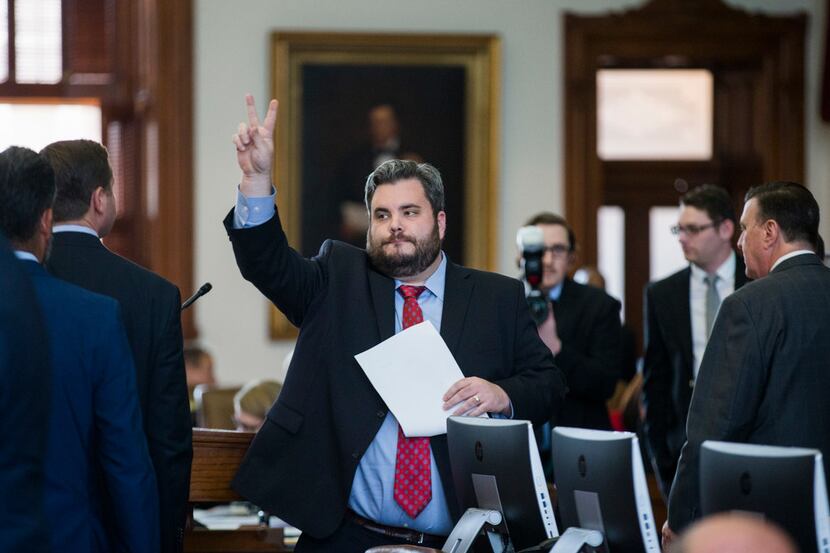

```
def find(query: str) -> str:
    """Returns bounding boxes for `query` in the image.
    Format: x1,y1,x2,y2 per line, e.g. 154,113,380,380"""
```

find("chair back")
194,384,241,429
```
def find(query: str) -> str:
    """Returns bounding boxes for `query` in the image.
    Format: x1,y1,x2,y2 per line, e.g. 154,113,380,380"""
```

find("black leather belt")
345,509,446,546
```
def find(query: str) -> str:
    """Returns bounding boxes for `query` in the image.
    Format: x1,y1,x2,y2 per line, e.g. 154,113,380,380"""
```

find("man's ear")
40,207,53,236
762,218,780,248
437,210,447,241
719,218,735,240
91,186,107,215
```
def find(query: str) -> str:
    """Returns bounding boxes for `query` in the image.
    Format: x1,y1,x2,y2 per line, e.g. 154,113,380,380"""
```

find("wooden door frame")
564,0,806,269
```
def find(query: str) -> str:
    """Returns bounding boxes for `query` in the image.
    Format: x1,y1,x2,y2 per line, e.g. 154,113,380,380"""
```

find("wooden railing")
185,428,293,552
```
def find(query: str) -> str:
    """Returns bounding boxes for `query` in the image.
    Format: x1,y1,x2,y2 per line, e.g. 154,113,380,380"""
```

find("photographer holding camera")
518,213,623,433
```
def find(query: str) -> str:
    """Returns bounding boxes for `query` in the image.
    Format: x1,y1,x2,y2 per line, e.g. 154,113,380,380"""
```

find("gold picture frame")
269,32,501,339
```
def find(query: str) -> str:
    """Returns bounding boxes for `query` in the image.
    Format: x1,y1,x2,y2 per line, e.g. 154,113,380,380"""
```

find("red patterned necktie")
393,284,432,518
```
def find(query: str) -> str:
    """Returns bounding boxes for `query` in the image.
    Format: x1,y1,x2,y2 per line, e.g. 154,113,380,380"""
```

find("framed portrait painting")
270,32,500,338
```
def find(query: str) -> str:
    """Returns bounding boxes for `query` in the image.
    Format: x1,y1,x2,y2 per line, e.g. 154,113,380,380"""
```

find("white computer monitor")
447,416,558,551
700,440,830,553
551,426,661,553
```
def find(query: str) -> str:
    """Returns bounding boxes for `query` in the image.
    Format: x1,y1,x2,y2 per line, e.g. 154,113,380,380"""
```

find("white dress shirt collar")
771,250,815,271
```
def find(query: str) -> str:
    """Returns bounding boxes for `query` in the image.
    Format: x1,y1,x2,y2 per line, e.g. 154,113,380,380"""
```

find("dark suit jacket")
46,231,192,552
225,208,566,539
0,241,50,553
642,254,748,491
24,260,159,553
553,278,622,430
668,253,830,531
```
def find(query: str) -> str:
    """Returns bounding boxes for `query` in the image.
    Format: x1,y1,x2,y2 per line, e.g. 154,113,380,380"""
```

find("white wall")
194,0,829,386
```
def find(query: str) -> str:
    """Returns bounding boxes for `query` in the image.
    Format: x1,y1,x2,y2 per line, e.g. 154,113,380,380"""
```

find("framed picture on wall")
269,31,501,339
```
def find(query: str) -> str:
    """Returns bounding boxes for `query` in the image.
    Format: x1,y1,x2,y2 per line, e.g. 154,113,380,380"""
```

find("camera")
516,226,549,325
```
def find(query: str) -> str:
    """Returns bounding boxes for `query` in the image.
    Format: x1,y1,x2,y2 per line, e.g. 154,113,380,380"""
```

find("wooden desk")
185,428,294,552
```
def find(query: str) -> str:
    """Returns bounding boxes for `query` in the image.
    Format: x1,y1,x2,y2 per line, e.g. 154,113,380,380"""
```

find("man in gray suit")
664,181,829,545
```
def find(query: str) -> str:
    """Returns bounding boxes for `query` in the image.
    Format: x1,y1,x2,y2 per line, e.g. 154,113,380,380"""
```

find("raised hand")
232,94,278,196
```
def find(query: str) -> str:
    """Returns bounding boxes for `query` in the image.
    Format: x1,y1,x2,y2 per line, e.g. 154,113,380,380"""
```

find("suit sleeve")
224,208,325,327
147,285,192,553
93,304,160,553
641,284,677,486
495,281,568,426
667,294,767,532
554,295,621,401
0,254,50,553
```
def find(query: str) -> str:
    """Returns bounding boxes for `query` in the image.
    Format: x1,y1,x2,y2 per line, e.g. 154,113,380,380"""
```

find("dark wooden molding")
148,0,196,337
2,1,195,336
105,0,195,337
564,0,806,347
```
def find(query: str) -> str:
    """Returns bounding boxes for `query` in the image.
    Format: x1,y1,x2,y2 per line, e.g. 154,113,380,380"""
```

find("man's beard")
367,223,442,279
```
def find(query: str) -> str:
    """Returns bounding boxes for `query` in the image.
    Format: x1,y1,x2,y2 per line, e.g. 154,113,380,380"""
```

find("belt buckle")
414,531,425,545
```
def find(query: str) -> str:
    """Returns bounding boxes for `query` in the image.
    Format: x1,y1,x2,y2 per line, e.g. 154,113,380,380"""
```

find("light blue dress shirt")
233,188,453,534
348,253,452,535
14,251,39,262
234,187,276,228
547,281,564,302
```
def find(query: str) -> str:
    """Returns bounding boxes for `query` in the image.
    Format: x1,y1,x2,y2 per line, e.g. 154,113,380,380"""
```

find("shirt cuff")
233,185,276,229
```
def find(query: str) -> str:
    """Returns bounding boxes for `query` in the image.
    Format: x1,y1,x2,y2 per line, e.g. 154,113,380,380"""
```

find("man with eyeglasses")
663,182,830,547
524,213,623,435
642,184,748,498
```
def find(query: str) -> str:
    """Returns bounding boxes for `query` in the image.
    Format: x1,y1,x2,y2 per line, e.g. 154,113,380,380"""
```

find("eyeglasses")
670,221,721,236
543,244,572,258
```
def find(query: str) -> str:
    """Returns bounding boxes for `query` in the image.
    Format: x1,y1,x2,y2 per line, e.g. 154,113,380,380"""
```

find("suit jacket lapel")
367,267,395,342
555,279,576,334
675,268,694,373
440,261,474,356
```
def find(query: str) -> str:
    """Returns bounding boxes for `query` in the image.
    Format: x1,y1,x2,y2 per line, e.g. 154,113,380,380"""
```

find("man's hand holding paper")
355,321,505,437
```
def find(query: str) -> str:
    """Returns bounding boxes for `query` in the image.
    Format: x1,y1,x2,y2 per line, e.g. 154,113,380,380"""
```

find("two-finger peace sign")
234,94,279,179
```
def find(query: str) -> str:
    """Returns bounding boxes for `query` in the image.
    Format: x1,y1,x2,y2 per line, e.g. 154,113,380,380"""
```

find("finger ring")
473,395,481,405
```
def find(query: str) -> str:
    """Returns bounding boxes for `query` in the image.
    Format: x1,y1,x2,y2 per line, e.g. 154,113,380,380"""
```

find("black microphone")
181,282,212,311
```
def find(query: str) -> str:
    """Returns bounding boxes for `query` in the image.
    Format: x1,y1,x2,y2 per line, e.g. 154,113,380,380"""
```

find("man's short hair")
40,139,112,223
364,159,445,215
524,212,576,252
0,146,56,242
681,184,737,225
745,181,820,248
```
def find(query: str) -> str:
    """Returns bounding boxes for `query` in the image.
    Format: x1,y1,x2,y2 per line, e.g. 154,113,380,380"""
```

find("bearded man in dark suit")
642,184,749,496
663,181,830,546
227,95,566,553
41,139,192,553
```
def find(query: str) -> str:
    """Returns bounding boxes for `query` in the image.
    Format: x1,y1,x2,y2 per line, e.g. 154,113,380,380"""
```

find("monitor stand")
441,508,507,553
548,527,606,553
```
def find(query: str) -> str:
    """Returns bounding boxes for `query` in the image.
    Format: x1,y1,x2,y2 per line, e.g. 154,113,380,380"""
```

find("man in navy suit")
0,146,159,553
42,139,192,553
227,96,565,552
0,233,50,553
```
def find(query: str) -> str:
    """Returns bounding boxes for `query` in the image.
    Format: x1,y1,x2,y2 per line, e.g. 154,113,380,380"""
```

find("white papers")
355,321,467,437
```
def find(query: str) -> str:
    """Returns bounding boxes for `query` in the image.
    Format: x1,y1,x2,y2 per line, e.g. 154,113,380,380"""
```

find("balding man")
674,514,797,553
